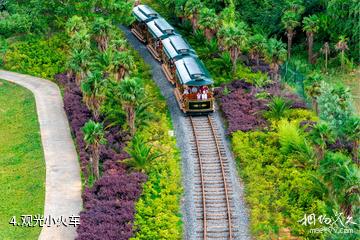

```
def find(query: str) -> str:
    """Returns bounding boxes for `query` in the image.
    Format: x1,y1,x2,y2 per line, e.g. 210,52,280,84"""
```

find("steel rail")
207,116,233,239
189,116,207,239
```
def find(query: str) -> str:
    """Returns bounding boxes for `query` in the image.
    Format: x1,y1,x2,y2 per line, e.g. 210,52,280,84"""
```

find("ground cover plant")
2,34,67,80
59,12,183,239
0,80,45,240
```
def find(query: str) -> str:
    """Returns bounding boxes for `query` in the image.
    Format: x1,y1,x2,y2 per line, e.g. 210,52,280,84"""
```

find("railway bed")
187,115,243,239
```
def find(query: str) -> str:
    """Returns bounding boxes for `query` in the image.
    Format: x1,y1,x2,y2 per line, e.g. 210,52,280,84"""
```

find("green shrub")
3,34,68,79
0,12,32,37
232,130,325,239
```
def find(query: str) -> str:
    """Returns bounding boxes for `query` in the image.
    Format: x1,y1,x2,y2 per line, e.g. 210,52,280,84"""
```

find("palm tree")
265,96,290,120
281,10,301,59
184,0,202,33
117,77,145,136
266,38,287,81
68,29,91,50
124,134,162,172
218,21,249,73
65,16,86,36
320,152,360,217
302,14,320,64
82,120,107,180
67,48,90,85
248,33,267,66
198,7,219,40
309,122,335,163
335,35,349,71
112,51,135,81
81,71,107,120
342,116,360,165
305,82,321,114
111,38,127,52
92,17,112,52
320,42,330,73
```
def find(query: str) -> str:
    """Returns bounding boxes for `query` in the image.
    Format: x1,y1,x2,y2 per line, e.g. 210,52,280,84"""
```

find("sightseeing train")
131,4,214,114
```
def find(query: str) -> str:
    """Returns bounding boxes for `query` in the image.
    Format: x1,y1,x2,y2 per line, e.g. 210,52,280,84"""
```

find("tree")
92,17,112,52
305,81,321,114
124,134,161,172
317,82,353,134
117,77,144,136
342,116,360,165
81,71,107,120
112,51,135,81
309,122,334,163
111,38,127,52
281,10,301,60
68,29,91,50
198,7,219,40
82,120,107,180
65,16,87,37
335,35,349,71
218,21,249,73
302,14,320,64
67,48,90,85
184,0,202,33
320,42,330,73
320,152,360,217
248,33,267,66
265,96,290,120
266,38,287,81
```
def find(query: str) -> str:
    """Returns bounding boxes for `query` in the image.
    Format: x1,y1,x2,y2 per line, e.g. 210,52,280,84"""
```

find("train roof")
162,35,195,60
175,56,213,86
132,5,158,22
146,18,175,39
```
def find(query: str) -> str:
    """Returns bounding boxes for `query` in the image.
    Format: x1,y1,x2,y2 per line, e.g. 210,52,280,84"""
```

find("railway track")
187,115,242,239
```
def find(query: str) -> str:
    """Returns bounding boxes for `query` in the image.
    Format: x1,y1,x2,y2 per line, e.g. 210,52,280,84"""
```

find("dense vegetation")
1,0,359,239
0,80,45,240
1,1,182,239
145,0,359,239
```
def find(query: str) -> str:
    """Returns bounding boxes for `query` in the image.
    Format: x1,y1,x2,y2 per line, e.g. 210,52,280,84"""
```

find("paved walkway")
0,70,82,240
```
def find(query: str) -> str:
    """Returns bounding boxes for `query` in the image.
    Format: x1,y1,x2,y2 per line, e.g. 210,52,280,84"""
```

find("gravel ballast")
120,26,251,239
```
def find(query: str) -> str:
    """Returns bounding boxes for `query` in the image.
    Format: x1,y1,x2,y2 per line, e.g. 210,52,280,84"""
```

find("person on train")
201,91,207,100
197,92,201,100
191,86,198,93
183,86,189,95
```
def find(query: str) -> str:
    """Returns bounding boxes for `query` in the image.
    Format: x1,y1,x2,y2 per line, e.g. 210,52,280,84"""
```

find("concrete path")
0,70,82,240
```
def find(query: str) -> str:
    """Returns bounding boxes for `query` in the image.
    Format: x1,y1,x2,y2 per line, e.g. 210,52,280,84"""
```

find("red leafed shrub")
215,80,268,134
215,80,307,134
57,73,146,240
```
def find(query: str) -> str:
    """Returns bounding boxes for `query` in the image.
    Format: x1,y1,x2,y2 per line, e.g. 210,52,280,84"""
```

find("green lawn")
0,80,45,239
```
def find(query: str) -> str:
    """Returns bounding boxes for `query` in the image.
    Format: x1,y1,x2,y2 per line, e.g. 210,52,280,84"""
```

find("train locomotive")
131,4,214,114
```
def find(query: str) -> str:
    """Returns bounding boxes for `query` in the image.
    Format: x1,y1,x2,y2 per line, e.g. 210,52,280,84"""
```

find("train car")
131,4,159,43
145,18,175,61
161,35,196,85
173,56,214,114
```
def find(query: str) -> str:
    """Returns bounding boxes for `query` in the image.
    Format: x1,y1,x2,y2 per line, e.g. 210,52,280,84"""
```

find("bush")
0,12,32,37
3,34,67,79
130,72,183,240
232,130,325,239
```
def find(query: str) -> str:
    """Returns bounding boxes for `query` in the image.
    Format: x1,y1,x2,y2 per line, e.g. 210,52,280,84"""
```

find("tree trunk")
352,140,359,166
126,104,136,136
204,28,213,40
255,53,260,66
307,32,314,64
230,47,239,73
325,51,328,73
191,13,198,33
287,29,294,60
92,145,100,180
312,98,319,115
